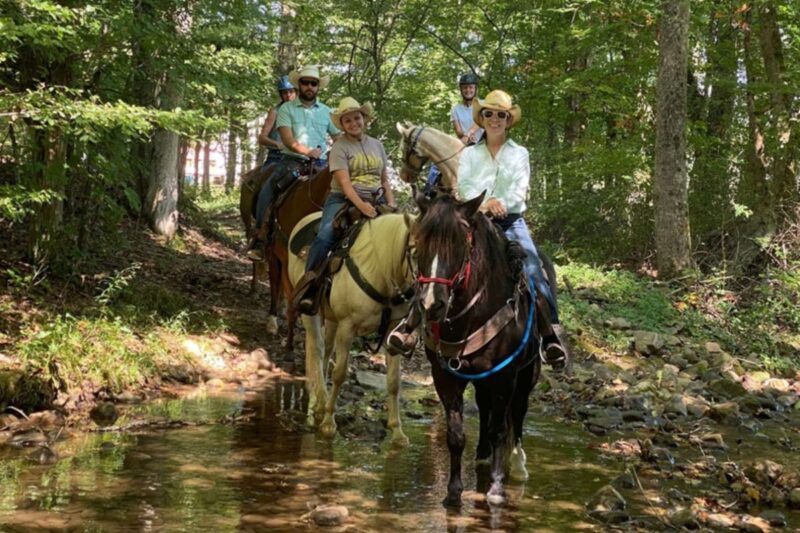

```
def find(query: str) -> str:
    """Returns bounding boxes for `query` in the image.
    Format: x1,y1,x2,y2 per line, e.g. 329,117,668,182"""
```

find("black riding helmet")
459,72,479,85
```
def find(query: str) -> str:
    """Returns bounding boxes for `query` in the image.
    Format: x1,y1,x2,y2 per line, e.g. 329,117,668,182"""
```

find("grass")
557,260,800,374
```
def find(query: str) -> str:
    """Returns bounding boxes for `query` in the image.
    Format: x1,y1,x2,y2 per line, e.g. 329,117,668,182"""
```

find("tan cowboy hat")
330,97,374,130
472,89,522,128
288,65,330,90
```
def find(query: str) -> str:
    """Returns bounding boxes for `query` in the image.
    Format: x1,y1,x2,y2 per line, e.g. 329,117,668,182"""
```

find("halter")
401,127,466,177
416,231,473,289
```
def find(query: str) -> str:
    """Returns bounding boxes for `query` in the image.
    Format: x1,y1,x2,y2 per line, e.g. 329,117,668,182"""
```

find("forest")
1,0,799,530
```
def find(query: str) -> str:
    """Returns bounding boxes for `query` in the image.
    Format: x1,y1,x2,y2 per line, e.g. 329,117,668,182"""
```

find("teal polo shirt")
275,99,340,158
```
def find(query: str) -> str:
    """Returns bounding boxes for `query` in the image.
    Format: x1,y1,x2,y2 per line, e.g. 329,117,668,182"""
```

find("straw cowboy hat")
472,89,522,128
288,65,330,89
330,97,374,130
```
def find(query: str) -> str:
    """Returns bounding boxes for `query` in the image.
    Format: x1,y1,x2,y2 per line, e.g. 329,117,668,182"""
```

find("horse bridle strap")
417,231,473,289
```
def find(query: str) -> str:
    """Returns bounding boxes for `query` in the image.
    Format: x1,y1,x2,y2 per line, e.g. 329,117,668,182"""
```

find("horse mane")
414,196,513,296
399,123,463,189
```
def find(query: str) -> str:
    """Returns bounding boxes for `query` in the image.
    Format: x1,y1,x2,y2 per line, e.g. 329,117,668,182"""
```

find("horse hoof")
320,418,337,437
486,492,506,506
266,317,279,336
441,494,462,508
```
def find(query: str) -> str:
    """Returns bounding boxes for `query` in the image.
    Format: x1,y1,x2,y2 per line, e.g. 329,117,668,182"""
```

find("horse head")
413,191,485,322
396,122,429,184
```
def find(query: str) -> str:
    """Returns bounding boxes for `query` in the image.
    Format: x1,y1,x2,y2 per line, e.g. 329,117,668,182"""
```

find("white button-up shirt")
457,139,530,215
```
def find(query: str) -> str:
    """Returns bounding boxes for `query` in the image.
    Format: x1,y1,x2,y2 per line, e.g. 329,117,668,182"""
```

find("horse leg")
302,314,328,426
508,358,538,481
431,361,468,507
281,264,296,351
320,321,354,437
385,351,409,447
266,255,281,336
475,383,491,463
486,374,515,506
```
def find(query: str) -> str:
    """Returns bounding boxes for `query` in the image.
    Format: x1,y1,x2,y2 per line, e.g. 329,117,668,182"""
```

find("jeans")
254,158,326,230
305,192,348,272
424,164,441,196
503,217,560,324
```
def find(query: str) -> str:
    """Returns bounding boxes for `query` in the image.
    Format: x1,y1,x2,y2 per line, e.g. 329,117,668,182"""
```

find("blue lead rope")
443,276,536,381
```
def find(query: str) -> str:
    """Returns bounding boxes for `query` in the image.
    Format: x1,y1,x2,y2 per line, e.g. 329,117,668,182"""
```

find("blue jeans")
504,218,559,324
254,158,325,230
424,165,441,196
305,192,348,272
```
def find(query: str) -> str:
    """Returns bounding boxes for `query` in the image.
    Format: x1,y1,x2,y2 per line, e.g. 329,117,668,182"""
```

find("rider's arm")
381,167,395,207
278,126,322,159
451,106,468,143
333,169,377,218
257,108,283,149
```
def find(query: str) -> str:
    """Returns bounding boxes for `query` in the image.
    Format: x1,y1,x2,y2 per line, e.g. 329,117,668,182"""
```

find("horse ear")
460,190,486,220
415,192,431,215
396,122,410,136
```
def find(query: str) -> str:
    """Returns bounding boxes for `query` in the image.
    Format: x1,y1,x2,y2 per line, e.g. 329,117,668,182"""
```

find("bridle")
401,127,466,177
416,230,473,290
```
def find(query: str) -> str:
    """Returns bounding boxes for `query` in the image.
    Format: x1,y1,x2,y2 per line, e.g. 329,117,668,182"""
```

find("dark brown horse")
412,192,542,507
240,162,331,349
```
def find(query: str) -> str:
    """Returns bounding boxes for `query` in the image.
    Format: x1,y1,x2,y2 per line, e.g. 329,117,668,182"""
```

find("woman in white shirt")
457,89,565,365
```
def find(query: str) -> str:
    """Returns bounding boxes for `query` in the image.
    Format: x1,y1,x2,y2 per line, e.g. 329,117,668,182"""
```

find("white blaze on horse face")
422,254,440,310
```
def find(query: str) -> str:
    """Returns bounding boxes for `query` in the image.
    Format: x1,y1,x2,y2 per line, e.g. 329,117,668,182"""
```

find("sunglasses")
299,79,319,87
481,109,510,120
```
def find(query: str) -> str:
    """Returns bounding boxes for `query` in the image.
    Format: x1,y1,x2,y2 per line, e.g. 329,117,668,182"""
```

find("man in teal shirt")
248,65,340,260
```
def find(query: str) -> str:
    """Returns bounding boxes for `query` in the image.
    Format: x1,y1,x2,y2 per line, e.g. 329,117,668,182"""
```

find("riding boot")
291,258,330,316
246,220,270,262
387,300,422,357
535,291,568,372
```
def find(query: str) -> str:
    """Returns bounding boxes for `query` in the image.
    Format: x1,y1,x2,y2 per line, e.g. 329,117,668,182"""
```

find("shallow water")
0,378,669,531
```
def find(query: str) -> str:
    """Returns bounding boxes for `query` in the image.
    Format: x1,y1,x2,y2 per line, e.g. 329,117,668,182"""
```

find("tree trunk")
177,137,189,203
225,119,238,194
654,0,692,278
145,79,180,238
756,2,797,211
202,141,211,196
193,140,202,189
240,123,252,178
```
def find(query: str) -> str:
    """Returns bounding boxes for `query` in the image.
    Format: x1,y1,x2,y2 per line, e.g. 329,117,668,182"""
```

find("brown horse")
240,162,331,349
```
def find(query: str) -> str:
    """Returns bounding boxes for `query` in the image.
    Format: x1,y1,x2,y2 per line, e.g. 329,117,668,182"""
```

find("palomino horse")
240,162,331,349
287,212,413,445
395,122,463,188
412,192,542,507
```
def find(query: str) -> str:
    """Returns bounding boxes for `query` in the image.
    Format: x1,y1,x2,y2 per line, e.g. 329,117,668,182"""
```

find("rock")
632,331,664,356
759,509,787,527
711,351,736,371
309,505,349,527
587,485,626,513
612,471,637,490
746,460,784,485
89,402,118,427
776,338,800,358
738,516,770,533
113,390,144,403
683,348,700,364
709,377,748,400
763,378,791,393
749,371,772,384
250,348,274,371
204,378,225,389
776,394,797,408
788,488,800,507
28,411,65,430
667,354,689,370
705,512,734,528
606,317,632,330
765,486,786,507
704,341,723,354
690,432,726,449
710,401,740,421
666,395,688,417
668,507,696,529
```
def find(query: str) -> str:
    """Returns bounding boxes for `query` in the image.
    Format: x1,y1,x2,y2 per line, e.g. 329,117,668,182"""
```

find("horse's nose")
425,298,446,322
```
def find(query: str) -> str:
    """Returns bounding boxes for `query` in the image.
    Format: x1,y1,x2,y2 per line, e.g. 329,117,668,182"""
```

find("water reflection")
0,378,620,531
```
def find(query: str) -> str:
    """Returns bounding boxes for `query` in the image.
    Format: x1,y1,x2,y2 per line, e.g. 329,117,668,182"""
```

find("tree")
654,0,692,278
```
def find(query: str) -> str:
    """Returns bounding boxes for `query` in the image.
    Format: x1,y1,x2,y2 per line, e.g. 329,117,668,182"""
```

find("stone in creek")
668,507,697,529
705,512,735,528
763,378,791,393
709,401,740,421
666,394,688,417
89,402,118,427
738,516,771,533
632,331,664,356
788,488,800,507
759,509,787,527
587,485,626,513
765,486,787,507
310,505,349,526
606,317,632,330
708,378,747,400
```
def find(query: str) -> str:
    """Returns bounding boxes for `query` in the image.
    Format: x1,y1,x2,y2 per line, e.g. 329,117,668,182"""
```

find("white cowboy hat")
288,65,330,90
472,89,522,128
330,97,374,130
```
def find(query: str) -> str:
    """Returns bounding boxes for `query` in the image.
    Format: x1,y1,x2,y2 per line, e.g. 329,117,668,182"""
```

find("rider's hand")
460,135,469,145
466,132,477,144
308,147,323,159
484,198,507,218
358,201,378,218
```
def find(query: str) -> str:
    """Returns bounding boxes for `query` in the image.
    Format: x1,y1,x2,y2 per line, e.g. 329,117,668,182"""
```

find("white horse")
396,122,464,189
288,212,413,445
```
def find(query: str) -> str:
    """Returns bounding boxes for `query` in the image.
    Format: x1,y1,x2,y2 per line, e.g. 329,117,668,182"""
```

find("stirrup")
387,330,417,357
